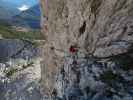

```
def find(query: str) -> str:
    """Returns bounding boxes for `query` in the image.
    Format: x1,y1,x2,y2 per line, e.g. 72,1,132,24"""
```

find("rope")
50,45,133,61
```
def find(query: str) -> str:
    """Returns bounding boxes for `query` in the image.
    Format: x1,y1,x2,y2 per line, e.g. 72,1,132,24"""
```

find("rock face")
53,53,133,100
0,40,45,100
40,0,133,56
40,0,133,99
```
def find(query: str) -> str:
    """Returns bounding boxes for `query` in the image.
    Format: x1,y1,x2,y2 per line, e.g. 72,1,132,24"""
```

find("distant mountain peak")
18,5,30,11
12,4,41,29
0,2,41,29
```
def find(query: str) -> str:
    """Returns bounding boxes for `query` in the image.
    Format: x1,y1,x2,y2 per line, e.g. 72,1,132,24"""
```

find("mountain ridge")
0,3,41,29
12,4,41,29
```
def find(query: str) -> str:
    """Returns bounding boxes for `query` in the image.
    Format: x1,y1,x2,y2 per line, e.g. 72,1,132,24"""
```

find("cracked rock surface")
0,39,44,100
40,0,133,99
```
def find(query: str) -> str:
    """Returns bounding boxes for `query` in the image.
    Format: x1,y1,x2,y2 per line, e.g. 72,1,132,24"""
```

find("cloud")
18,5,29,11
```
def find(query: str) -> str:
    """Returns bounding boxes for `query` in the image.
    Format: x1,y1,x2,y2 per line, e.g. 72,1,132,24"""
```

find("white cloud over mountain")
18,5,29,11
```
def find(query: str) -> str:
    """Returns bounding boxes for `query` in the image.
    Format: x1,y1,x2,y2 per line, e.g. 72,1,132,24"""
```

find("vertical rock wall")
40,0,133,98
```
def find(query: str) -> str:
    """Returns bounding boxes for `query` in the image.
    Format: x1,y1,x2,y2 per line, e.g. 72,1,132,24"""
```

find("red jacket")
69,46,77,53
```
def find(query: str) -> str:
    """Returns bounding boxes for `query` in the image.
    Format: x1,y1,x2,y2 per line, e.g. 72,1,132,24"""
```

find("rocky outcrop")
40,0,133,99
0,39,45,100
0,39,40,61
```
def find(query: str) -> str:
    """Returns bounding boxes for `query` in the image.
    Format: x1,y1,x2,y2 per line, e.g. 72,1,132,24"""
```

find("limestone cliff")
40,0,133,99
0,40,44,100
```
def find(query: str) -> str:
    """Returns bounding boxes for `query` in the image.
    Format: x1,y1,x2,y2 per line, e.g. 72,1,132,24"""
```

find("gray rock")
40,1,133,98
0,40,45,100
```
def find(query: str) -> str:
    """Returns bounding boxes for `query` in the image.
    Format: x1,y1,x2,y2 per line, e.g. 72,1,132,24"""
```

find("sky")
1,0,39,11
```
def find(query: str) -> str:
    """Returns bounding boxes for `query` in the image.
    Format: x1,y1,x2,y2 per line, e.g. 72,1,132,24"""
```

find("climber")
69,45,77,53
69,45,78,65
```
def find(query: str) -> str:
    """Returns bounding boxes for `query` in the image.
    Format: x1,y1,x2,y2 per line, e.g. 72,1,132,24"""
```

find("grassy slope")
0,24,44,40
